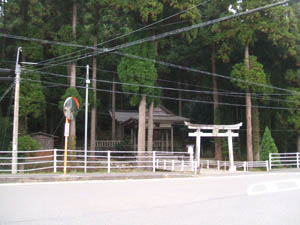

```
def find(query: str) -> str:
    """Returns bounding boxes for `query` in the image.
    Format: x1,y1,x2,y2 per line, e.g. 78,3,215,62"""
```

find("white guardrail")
0,149,271,174
269,152,300,170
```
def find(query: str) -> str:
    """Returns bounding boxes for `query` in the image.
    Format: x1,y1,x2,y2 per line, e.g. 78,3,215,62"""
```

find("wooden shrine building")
96,105,189,151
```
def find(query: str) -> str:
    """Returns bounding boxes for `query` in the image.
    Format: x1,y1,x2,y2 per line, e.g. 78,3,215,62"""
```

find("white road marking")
247,179,300,196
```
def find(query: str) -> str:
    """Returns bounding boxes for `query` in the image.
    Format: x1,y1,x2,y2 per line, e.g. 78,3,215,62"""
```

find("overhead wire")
47,64,296,98
36,0,210,66
33,0,291,70
20,77,300,111
22,68,296,104
0,0,278,70
0,85,14,150
1,1,296,98
0,83,14,103
18,61,295,101
8,32,298,98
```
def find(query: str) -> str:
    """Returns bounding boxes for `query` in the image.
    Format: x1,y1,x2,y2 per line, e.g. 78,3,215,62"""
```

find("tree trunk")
178,81,182,116
252,105,261,161
112,74,116,140
138,96,146,165
147,101,154,153
211,44,222,160
69,0,77,151
90,35,97,155
236,106,242,160
245,41,253,161
297,134,300,153
246,89,253,161
1,0,6,59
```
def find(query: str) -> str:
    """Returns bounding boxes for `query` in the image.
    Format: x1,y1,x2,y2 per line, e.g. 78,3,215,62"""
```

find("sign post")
63,118,69,175
63,97,79,175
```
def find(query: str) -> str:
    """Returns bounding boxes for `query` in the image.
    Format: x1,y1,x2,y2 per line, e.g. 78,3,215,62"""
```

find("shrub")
260,126,278,161
18,135,41,151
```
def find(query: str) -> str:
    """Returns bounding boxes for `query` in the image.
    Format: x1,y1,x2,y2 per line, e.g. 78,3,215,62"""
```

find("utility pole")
12,47,22,174
84,65,90,174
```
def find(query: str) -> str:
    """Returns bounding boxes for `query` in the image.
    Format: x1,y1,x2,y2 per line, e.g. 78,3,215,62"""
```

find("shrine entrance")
185,122,243,172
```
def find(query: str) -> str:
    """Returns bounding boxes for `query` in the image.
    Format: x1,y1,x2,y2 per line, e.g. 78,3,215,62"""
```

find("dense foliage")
1,0,300,159
260,126,278,161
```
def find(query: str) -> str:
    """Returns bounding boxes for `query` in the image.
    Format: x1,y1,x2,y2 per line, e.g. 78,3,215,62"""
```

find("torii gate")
185,121,242,172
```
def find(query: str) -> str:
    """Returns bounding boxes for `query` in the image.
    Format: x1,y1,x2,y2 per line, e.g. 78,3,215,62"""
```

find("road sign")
63,97,79,120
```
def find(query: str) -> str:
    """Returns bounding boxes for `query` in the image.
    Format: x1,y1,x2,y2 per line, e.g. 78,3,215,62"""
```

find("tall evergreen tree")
260,126,278,161
118,37,158,154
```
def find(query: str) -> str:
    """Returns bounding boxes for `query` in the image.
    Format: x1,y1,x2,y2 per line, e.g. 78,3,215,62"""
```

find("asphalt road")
1,172,300,225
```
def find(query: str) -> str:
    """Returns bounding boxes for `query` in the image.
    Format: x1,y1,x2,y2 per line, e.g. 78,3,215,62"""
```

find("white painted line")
1,172,300,187
247,179,300,196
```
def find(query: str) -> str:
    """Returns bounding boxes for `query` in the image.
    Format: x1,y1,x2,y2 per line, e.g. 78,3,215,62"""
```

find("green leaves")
18,135,41,151
285,69,300,131
20,71,45,119
231,55,268,92
118,36,159,106
260,126,278,161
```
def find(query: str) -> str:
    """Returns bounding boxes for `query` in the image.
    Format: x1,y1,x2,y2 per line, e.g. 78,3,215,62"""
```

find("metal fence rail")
0,149,274,174
0,149,195,174
269,152,300,170
200,159,269,172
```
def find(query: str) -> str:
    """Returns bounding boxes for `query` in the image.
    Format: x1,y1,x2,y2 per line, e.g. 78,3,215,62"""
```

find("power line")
21,61,296,100
21,77,300,111
2,1,296,98
10,30,298,98
4,0,289,69
37,0,210,66
114,51,300,95
0,83,14,103
0,86,14,151
22,68,295,104
67,65,296,99
36,0,291,68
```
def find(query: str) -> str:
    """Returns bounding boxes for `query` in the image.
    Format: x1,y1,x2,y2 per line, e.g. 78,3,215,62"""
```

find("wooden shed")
30,132,58,160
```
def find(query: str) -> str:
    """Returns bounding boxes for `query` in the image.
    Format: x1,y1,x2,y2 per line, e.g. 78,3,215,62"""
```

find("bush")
18,135,41,153
260,126,278,161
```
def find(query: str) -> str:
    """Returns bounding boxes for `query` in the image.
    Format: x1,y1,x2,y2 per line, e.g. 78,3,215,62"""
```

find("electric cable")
0,86,13,151
34,0,291,69
22,68,296,104
21,77,300,111
36,0,210,66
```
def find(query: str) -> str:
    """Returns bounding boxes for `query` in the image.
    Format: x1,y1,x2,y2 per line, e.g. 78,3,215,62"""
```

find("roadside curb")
0,172,195,184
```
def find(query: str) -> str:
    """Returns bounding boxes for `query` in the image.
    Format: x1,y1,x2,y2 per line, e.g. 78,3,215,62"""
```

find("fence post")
164,160,166,170
152,151,156,173
207,160,209,169
172,160,175,171
269,153,272,171
107,151,111,173
189,150,193,161
243,161,247,172
156,159,159,169
217,160,220,170
181,160,184,171
53,148,57,173
297,153,299,169
266,160,269,172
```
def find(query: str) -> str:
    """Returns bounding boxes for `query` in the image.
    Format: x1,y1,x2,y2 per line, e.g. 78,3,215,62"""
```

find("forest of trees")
0,0,300,161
